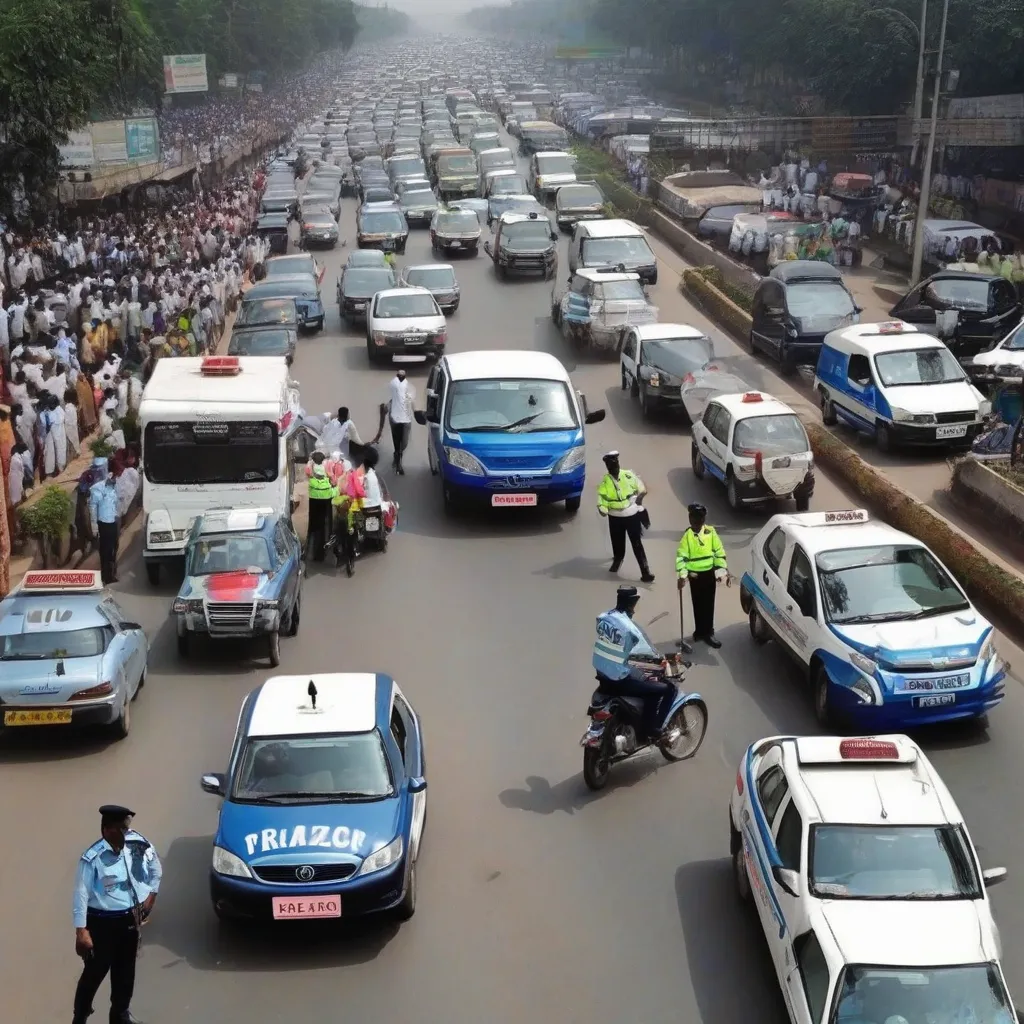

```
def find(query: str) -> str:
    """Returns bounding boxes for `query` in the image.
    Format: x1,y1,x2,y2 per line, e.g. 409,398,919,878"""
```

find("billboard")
59,131,95,168
164,54,209,94
125,117,159,161
91,120,129,164
219,73,239,88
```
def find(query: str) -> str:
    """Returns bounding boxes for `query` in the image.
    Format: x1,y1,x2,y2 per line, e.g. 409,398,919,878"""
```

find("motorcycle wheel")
583,745,611,790
659,699,708,762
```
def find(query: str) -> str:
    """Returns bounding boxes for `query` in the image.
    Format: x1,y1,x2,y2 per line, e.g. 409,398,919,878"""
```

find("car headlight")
980,633,998,663
995,364,1022,378
552,445,585,474
212,846,252,878
149,531,174,544
172,598,203,614
849,651,877,676
357,836,404,876
257,600,278,612
849,679,877,705
444,446,486,476
890,408,936,425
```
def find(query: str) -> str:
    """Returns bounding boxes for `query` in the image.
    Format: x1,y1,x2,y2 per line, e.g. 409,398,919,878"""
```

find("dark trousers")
389,418,411,466
305,498,333,560
608,513,648,570
689,568,718,638
97,521,119,584
73,911,139,1023
597,672,677,736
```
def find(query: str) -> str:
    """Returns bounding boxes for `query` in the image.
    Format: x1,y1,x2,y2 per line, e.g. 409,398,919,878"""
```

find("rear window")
924,277,991,311
1,626,112,660
376,293,439,318
228,331,292,355
557,185,603,208
405,267,456,289
441,155,477,172
360,211,405,233
732,414,809,456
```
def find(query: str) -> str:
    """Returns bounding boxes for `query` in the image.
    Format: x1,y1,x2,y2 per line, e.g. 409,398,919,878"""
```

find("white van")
814,321,989,452
139,355,302,585
568,219,658,285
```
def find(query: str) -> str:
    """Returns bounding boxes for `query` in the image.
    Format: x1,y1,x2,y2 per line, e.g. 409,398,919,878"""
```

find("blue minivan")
414,350,606,515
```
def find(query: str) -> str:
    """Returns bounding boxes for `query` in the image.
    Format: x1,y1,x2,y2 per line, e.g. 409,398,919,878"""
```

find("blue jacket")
593,609,661,681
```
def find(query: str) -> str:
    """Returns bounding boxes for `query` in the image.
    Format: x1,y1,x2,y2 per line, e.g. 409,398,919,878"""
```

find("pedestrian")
675,502,727,648
319,405,363,461
72,804,161,1024
89,461,121,583
596,450,654,582
376,369,415,475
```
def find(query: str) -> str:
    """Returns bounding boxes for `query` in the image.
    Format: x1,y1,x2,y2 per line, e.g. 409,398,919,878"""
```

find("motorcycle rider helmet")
615,585,640,613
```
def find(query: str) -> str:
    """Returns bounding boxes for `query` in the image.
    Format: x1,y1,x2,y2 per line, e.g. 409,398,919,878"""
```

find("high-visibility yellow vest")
675,525,727,575
308,473,336,501
596,470,641,512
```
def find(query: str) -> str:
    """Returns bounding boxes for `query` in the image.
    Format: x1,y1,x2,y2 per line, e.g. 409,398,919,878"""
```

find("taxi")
200,672,426,923
740,509,1006,729
0,570,148,739
729,734,1015,1024
691,391,815,512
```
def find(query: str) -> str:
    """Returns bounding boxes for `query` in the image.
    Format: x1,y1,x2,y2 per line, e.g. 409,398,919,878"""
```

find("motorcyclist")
592,585,676,738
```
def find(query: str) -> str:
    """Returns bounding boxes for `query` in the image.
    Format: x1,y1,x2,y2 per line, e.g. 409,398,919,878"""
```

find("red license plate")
491,494,538,507
271,895,341,920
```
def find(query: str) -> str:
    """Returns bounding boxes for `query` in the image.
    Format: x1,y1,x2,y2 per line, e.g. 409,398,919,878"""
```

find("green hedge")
680,267,754,340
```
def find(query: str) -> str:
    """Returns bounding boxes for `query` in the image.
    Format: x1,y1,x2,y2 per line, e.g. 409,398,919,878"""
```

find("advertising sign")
220,73,239,89
91,120,129,164
163,54,209,94
59,131,95,168
125,117,159,161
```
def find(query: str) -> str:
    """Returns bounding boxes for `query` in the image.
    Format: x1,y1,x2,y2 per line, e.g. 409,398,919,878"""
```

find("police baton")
675,584,693,655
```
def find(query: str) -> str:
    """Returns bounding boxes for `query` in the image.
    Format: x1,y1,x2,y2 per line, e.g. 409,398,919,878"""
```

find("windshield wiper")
256,790,386,802
834,611,918,623
899,604,971,620
501,413,542,432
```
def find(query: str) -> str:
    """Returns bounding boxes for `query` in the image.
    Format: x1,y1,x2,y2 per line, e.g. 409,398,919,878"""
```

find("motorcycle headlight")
444,446,486,476
552,445,585,474
356,836,403,876
212,846,252,878
849,651,877,676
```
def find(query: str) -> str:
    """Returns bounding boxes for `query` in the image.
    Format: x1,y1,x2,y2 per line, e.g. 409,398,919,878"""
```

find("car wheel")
795,491,811,513
748,330,758,355
732,825,752,902
749,606,769,644
691,443,705,480
316,317,324,331
727,472,741,511
639,383,652,419
145,562,160,586
367,341,380,365
111,695,131,740
267,630,281,668
620,367,629,391
820,388,838,426
495,262,506,280
395,863,417,921
565,495,581,515
876,422,892,453
442,481,456,516
284,595,300,637
177,632,190,658
814,664,834,728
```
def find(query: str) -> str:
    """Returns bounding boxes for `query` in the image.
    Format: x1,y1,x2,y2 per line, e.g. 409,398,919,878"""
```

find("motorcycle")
580,656,708,791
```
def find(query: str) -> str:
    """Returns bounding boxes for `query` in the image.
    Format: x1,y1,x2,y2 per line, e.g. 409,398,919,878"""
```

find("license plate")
449,241,461,249
393,354,426,363
403,337,425,345
271,895,341,920
905,672,971,692
936,424,968,439
915,693,956,708
353,303,365,311
4,709,72,726
364,516,380,531
492,494,538,507
772,457,792,468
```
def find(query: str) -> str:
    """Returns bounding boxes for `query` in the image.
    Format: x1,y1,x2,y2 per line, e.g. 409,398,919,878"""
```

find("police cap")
602,450,620,463
687,503,707,518
99,804,135,821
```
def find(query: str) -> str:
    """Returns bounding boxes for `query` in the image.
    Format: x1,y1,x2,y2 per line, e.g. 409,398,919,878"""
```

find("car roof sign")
878,321,906,334
795,735,917,765
19,570,103,593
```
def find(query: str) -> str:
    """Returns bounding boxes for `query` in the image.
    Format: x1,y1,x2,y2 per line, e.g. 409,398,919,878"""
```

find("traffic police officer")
305,450,339,561
596,451,654,582
675,503,727,648
73,805,162,1024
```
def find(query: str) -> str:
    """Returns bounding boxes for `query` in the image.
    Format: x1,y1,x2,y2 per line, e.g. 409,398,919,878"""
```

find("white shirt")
388,377,415,424
362,468,383,507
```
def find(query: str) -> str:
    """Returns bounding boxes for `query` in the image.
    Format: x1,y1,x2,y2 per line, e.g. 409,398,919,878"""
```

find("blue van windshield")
446,379,578,432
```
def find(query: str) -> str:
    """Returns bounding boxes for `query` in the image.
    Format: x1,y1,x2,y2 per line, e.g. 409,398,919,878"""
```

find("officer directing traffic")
676,503,727,648
596,451,654,583
73,805,162,1024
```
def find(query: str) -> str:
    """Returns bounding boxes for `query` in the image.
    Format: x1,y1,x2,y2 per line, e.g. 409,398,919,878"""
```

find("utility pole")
910,0,949,287
909,0,928,166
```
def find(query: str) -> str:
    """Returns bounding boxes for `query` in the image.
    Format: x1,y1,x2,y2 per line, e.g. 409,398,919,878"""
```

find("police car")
200,672,426,922
740,509,1006,729
691,391,815,512
0,570,147,739
729,734,1016,1024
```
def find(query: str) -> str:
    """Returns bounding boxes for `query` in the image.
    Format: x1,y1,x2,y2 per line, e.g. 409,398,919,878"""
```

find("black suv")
483,211,558,280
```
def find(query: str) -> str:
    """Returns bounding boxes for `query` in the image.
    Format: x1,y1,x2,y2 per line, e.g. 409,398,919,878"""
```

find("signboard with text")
91,120,129,164
164,54,209,94
125,117,159,161
59,131,95,168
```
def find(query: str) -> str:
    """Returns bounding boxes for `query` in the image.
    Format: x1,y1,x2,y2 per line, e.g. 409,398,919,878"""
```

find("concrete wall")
952,458,1024,524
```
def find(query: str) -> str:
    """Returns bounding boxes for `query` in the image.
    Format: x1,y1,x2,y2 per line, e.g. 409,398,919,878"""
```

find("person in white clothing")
375,370,416,474
46,393,68,474
63,389,82,458
319,406,363,461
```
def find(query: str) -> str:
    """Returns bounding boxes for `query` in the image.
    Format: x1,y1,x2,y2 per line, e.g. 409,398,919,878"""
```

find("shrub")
18,485,74,541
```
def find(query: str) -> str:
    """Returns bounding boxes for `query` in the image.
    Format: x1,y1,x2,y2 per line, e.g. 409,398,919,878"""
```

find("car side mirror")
408,777,427,794
772,865,800,897
200,773,226,797
585,409,606,425
983,866,1008,887
550,232,558,242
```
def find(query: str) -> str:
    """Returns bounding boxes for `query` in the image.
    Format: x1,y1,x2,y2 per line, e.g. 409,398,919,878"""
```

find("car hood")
218,796,404,864
374,315,445,332
179,570,278,603
679,368,752,422
831,612,989,669
447,427,582,465
971,347,1024,368
0,656,104,703
883,380,983,415
536,172,577,186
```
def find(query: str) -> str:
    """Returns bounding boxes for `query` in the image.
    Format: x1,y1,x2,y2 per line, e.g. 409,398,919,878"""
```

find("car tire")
267,630,281,668
367,341,380,365
442,482,456,516
111,695,131,740
739,585,753,615
316,317,324,332
621,367,629,391
639,383,652,420
395,863,417,921
727,472,741,511
691,443,705,480
284,595,300,637
565,495,581,515
732,825,752,902
145,562,160,586
795,491,811,513
749,606,769,645
748,329,758,355
177,632,190,658
814,664,834,728
820,388,838,426
495,262,506,280
876,422,893,453
133,667,146,700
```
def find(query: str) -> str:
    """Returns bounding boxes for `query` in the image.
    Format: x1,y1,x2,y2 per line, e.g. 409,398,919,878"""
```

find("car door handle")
762,571,770,586
786,604,794,613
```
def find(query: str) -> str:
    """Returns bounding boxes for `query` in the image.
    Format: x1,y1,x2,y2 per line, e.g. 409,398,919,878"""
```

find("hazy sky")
385,0,502,15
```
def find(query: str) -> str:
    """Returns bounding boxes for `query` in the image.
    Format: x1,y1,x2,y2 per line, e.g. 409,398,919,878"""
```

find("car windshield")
400,192,436,208
536,155,574,175
810,824,982,900
228,330,292,355
437,211,479,231
265,258,316,278
233,733,393,802
558,185,603,208
406,268,456,289
643,337,713,375
816,544,970,624
360,211,405,233
832,964,1013,1024
874,347,966,386
785,280,856,318
187,534,274,576
237,299,296,325
600,280,647,301
391,160,424,175
447,378,578,432
583,236,654,264
490,175,527,194
503,220,552,247
733,414,809,456
925,277,990,311
344,269,395,292
441,155,476,171
1,626,111,660
376,293,438,318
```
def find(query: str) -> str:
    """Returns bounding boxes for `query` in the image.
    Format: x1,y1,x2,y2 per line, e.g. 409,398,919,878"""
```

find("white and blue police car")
739,509,1006,730
729,734,1015,1024
200,672,426,922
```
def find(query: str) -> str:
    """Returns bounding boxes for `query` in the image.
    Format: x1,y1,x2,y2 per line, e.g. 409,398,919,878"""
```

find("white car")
729,733,1015,1024
739,509,1007,730
691,390,814,511
965,317,1024,389
620,323,714,418
365,286,446,366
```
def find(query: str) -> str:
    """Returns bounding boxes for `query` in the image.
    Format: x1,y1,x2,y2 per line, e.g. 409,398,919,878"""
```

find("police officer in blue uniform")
73,805,162,1024
592,585,676,738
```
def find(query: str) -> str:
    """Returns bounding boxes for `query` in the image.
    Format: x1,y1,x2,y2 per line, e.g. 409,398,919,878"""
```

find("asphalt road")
4,126,1024,1024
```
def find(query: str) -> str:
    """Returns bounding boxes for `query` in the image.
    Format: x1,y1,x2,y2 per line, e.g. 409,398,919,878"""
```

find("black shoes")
693,633,723,649
640,571,655,583
609,559,622,573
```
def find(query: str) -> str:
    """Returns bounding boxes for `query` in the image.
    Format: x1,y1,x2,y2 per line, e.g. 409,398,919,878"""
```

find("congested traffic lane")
2,143,1024,1024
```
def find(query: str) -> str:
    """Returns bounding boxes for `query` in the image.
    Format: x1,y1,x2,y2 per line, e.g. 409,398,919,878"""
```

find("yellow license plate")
4,709,72,726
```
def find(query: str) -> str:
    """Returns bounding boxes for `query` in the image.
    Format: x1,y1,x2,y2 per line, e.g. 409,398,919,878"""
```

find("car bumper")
887,421,983,447
144,542,187,564
176,610,281,640
732,471,815,504
302,236,338,248
434,237,479,252
358,237,407,253
372,335,444,360
497,254,556,277
1,698,121,730
403,212,434,227
210,858,408,920
441,465,585,506
341,301,370,321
